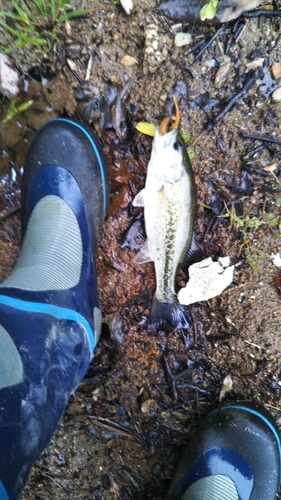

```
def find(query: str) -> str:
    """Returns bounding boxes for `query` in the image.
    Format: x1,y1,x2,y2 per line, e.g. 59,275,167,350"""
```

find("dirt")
0,0,281,499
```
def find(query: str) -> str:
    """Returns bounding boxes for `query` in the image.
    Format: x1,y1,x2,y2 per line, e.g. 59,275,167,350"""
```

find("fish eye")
173,141,183,151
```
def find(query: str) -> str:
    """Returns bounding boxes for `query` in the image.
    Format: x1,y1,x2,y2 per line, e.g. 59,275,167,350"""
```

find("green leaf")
135,121,156,137
3,99,33,124
11,0,29,23
0,21,46,44
32,0,47,17
180,129,190,143
59,0,68,8
57,9,87,22
3,99,17,124
197,200,212,209
51,0,56,23
263,213,279,228
200,0,219,21
187,146,195,160
17,99,33,112
18,0,36,23
275,196,281,208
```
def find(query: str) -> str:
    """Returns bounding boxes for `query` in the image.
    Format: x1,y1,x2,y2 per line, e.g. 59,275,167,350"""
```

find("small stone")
272,87,281,101
141,399,158,415
0,54,19,99
174,32,192,47
246,58,264,69
271,253,281,267
272,61,281,79
120,54,138,66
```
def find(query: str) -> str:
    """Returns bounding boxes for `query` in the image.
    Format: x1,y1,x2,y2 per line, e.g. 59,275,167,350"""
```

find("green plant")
200,0,219,21
254,393,261,401
3,97,33,123
180,129,195,160
220,203,279,273
0,0,86,53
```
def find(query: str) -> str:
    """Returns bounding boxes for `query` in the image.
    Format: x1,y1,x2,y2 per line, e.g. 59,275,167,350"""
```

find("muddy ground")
0,0,281,498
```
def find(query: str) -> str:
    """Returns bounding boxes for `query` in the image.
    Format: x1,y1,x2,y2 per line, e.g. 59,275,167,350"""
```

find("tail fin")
148,296,191,330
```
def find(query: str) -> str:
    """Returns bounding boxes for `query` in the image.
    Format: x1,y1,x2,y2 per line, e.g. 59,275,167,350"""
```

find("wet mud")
0,0,281,498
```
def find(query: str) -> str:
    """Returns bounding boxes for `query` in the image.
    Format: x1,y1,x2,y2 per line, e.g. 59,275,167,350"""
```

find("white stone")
120,0,133,15
178,257,234,305
174,32,192,47
0,54,19,99
271,253,281,267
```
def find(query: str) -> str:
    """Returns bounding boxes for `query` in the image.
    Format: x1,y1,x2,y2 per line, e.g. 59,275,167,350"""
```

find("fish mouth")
159,95,180,135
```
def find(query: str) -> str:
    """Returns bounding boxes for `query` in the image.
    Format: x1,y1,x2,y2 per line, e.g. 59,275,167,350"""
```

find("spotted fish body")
133,125,196,330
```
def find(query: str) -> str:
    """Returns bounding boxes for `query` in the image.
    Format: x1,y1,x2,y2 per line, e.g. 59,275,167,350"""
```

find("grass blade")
51,0,56,23
58,9,87,22
0,20,46,44
32,0,47,17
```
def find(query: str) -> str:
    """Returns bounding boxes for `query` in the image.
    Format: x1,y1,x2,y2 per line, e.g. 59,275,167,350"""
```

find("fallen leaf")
141,399,158,414
65,19,72,35
136,121,156,137
273,273,281,294
262,162,278,172
120,55,138,66
114,175,130,183
109,75,120,84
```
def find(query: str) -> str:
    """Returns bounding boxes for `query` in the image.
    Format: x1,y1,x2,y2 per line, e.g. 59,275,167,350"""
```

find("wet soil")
1,1,281,498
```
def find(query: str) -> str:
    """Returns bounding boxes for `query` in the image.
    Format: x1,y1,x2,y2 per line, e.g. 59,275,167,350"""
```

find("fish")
133,98,197,330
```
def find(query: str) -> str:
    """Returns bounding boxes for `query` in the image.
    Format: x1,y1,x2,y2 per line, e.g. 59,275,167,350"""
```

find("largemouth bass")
133,105,197,330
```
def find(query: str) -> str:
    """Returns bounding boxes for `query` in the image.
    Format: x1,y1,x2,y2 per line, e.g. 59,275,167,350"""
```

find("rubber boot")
165,402,281,500
0,118,108,500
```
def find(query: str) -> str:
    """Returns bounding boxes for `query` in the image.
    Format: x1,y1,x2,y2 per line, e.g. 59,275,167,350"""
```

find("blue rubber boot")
0,118,108,500
166,403,281,500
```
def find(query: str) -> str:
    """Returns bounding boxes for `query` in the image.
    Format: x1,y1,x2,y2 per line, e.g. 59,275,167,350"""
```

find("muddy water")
0,0,281,498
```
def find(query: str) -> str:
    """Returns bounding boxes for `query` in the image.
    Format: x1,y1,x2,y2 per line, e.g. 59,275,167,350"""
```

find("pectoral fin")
134,240,153,263
133,189,145,207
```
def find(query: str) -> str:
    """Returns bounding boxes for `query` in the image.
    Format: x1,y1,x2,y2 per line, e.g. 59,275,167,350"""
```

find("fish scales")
146,172,194,302
133,125,196,330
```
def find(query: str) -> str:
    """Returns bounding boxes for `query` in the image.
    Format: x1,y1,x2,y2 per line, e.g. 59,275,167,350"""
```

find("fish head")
150,126,188,184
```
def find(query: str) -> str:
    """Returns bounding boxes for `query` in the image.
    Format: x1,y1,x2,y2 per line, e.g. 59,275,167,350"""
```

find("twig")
163,355,189,401
244,9,281,18
242,133,281,147
85,54,93,81
206,70,259,132
244,339,262,349
189,130,206,148
185,37,206,56
88,416,144,446
195,26,225,61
